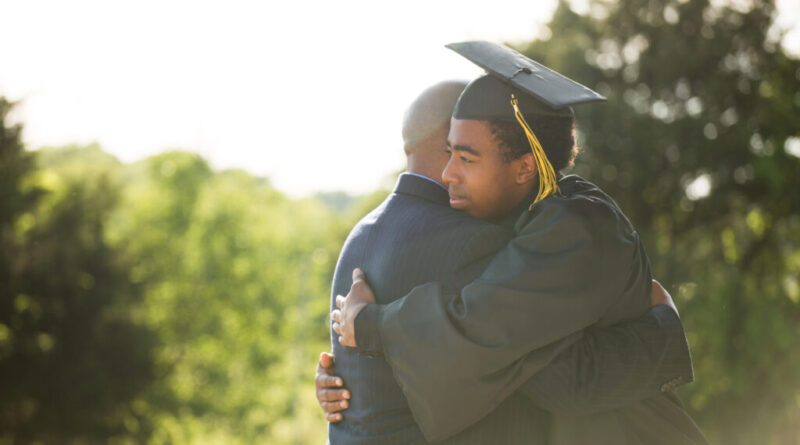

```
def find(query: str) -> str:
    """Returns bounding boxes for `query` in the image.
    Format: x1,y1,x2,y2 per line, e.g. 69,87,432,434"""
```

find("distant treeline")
1,97,388,443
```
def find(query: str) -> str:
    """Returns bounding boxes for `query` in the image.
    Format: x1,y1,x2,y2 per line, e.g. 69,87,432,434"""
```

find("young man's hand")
331,268,376,347
315,352,350,423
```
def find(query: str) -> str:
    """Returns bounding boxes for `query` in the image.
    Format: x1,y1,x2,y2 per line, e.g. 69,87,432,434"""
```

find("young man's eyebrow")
452,144,480,156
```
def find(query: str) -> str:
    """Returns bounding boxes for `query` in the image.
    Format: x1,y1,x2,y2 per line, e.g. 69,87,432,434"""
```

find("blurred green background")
1,0,799,443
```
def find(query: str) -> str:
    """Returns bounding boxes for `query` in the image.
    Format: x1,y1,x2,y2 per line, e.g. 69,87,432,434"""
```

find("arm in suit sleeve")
517,303,695,416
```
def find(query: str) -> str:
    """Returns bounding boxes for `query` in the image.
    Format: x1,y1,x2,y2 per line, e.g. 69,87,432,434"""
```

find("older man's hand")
331,268,376,348
650,279,679,316
315,352,350,423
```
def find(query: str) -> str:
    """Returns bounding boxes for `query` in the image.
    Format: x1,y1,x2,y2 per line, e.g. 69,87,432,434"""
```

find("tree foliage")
0,101,369,443
518,1,800,442
0,101,156,443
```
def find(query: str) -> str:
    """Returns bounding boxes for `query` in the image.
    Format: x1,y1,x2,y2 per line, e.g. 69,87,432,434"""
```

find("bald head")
402,80,468,182
403,80,468,147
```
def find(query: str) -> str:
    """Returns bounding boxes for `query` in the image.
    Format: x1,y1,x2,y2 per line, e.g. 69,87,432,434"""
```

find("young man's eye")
461,156,472,164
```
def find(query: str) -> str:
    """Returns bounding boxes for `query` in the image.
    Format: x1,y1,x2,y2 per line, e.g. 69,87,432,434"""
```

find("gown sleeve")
374,193,652,442
518,304,694,416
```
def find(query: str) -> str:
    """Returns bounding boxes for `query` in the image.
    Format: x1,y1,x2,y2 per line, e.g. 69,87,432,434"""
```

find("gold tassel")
510,94,561,209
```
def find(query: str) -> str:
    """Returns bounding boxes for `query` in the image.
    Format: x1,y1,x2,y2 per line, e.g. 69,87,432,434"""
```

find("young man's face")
443,118,531,221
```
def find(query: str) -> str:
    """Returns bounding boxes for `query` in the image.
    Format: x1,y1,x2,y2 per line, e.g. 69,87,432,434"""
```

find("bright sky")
2,0,798,197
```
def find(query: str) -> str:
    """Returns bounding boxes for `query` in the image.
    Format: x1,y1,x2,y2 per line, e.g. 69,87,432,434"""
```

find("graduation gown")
362,175,706,444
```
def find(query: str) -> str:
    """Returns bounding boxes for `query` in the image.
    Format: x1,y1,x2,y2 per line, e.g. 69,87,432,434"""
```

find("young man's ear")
515,153,537,184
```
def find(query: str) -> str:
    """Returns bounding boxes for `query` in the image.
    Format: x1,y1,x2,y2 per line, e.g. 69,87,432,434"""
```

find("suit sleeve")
517,304,695,415
375,198,650,442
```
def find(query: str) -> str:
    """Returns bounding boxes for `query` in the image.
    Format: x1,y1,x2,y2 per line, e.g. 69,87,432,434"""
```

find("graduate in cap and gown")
332,41,707,444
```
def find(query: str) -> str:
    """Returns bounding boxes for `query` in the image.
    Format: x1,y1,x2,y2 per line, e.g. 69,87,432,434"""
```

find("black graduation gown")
371,175,707,444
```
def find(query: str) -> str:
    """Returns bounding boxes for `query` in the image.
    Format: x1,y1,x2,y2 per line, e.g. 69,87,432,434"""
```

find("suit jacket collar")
393,173,449,206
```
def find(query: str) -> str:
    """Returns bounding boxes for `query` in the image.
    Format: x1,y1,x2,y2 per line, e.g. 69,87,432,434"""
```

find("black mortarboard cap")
448,41,606,122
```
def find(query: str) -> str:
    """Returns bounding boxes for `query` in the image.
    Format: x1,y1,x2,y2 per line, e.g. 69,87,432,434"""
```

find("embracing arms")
320,279,692,426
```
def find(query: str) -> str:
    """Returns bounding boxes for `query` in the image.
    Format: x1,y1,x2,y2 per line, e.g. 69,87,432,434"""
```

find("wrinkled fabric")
376,176,704,443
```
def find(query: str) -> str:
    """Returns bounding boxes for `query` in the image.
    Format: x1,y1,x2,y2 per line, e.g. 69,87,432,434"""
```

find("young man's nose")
442,158,459,185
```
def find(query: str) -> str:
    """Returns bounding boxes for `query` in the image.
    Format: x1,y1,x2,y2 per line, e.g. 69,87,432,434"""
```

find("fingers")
319,352,334,369
314,354,348,423
335,294,346,309
352,268,365,283
316,359,333,381
321,400,350,413
316,372,343,388
332,321,343,336
651,280,669,301
650,279,666,304
349,269,376,304
317,388,351,403
651,279,679,316
331,308,342,336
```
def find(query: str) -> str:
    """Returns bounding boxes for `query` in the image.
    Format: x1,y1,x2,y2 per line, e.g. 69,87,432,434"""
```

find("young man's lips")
449,195,468,207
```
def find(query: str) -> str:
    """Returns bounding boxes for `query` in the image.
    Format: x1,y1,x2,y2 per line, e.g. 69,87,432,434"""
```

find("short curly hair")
489,115,579,171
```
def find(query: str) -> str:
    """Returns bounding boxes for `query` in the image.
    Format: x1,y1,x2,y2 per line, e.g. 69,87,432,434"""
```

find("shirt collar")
403,172,447,191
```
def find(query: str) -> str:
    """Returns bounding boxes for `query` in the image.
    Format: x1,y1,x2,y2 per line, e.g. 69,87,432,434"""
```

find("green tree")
0,102,156,443
25,141,378,444
95,150,355,443
519,0,800,442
